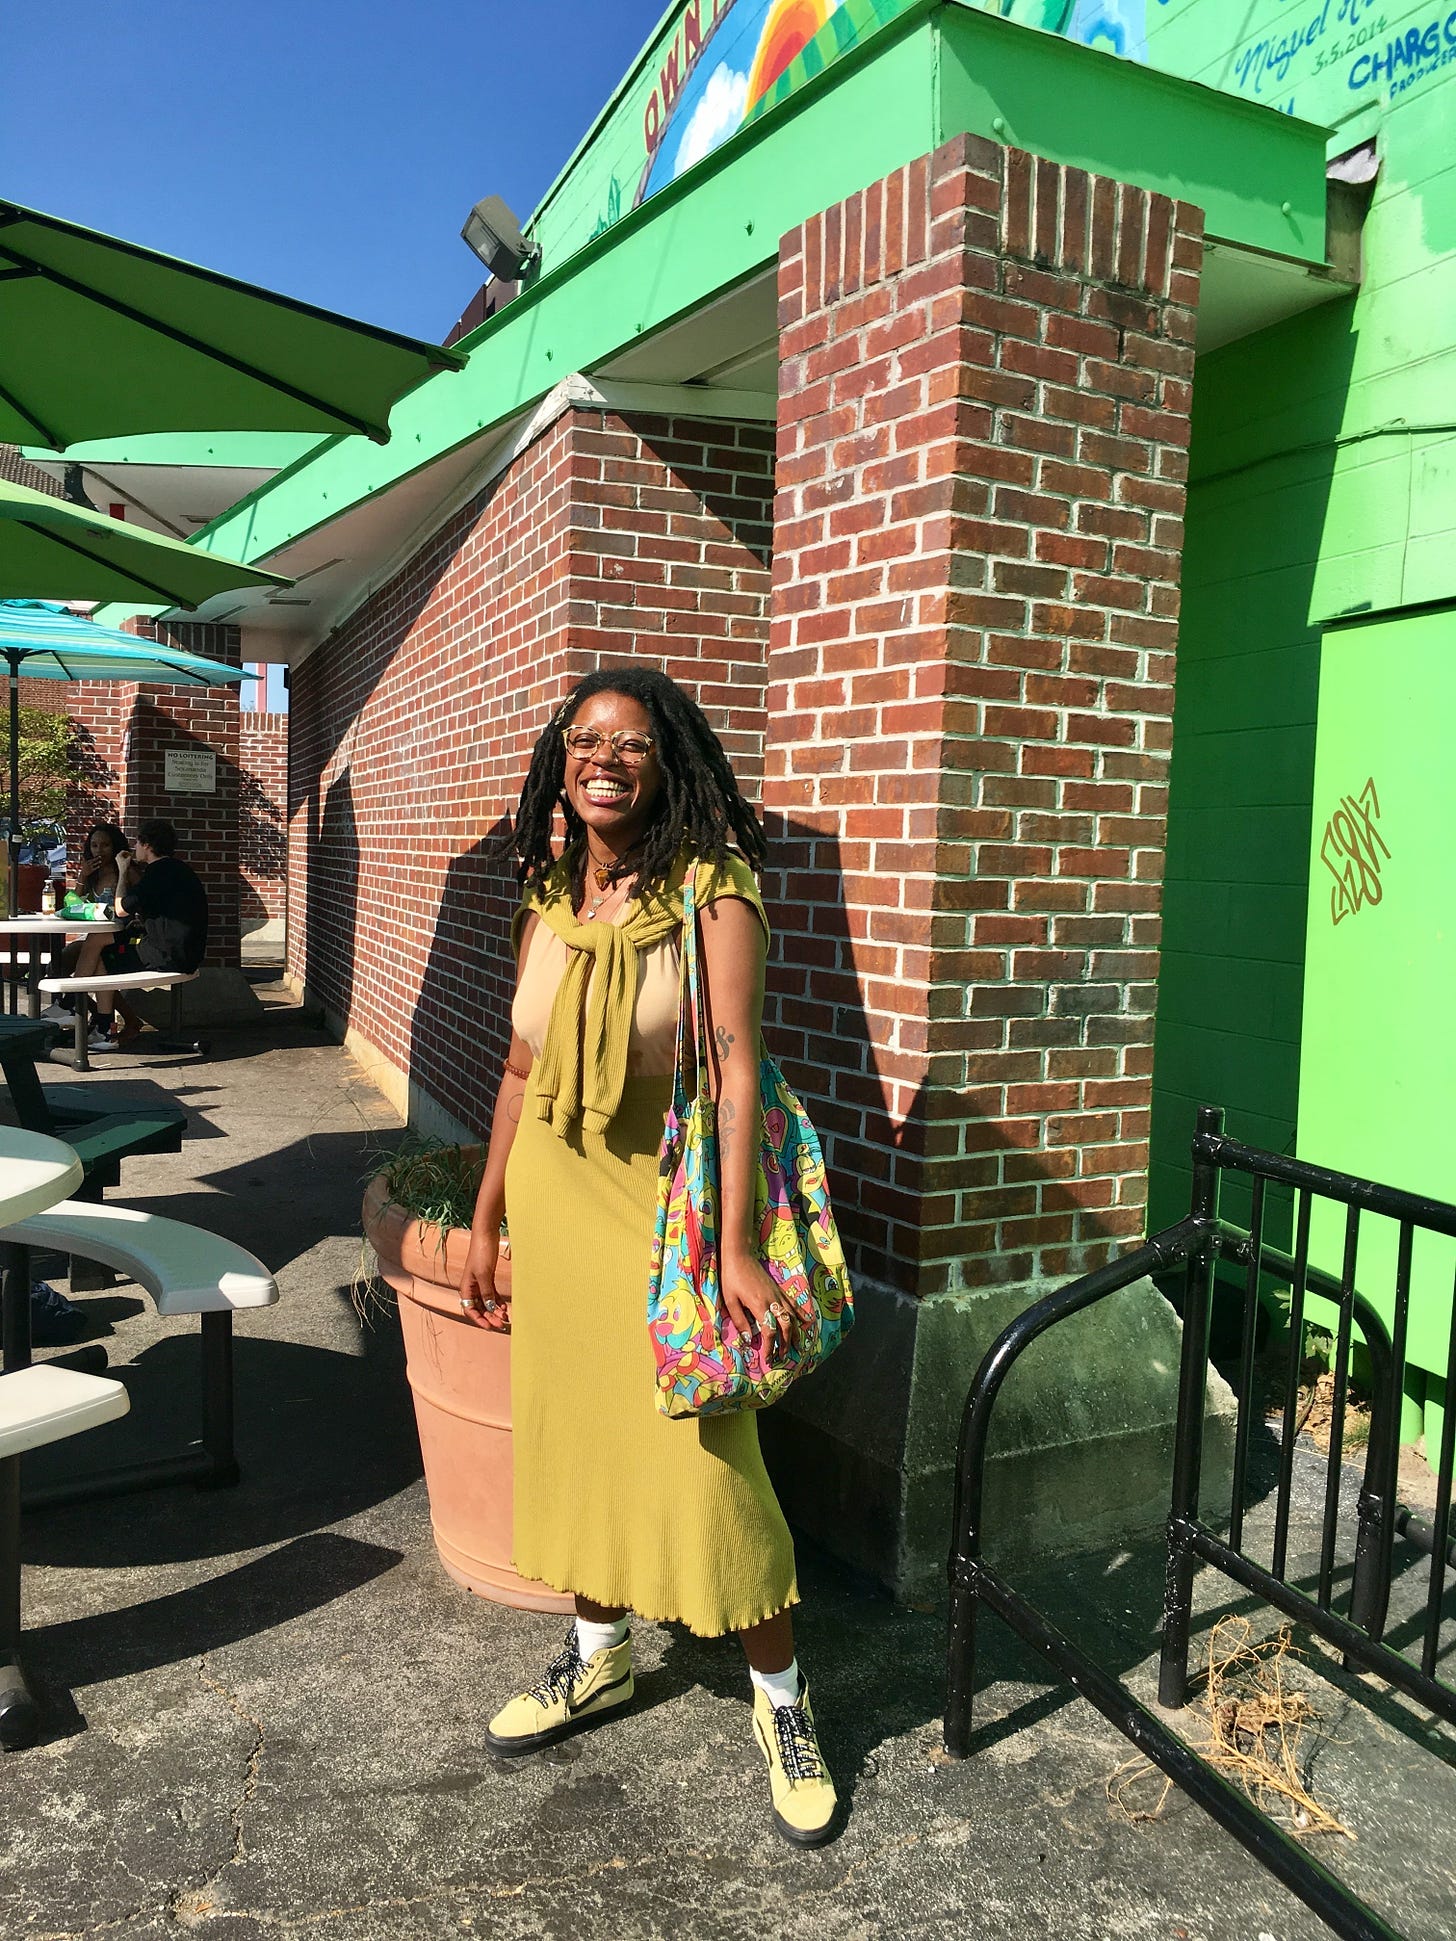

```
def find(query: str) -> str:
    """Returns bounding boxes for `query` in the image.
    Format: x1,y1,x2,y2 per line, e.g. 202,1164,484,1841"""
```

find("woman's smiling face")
562,690,662,850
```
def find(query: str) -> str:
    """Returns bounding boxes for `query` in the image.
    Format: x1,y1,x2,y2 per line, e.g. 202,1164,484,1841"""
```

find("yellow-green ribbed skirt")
505,1074,798,1637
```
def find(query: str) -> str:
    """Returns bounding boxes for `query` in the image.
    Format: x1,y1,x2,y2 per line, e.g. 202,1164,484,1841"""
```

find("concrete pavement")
2,971,1451,1940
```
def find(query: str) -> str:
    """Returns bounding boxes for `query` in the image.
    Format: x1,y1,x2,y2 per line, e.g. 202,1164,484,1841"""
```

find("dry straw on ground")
1108,1616,1353,1840
1298,1369,1371,1458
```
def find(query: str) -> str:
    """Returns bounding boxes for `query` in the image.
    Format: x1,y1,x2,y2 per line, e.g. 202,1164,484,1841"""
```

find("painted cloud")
672,62,751,178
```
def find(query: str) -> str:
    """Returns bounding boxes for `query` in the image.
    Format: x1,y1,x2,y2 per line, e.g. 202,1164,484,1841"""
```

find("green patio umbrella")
0,600,247,915
0,197,465,450
0,476,289,607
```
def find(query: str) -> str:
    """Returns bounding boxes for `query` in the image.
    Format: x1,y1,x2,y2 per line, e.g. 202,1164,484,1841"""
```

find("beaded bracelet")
504,1058,531,1081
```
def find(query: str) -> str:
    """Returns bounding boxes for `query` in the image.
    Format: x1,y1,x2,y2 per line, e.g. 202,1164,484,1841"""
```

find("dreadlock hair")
497,667,766,898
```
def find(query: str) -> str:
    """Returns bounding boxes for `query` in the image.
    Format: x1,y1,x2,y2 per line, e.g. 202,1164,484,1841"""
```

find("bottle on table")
40,877,56,915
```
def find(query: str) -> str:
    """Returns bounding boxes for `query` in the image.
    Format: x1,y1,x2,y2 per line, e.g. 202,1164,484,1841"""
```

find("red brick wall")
766,135,1202,1298
240,712,288,927
66,621,243,966
17,677,67,717
287,405,774,1135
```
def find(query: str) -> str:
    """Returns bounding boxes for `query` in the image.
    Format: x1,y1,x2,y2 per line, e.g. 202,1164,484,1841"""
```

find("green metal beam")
938,4,1330,262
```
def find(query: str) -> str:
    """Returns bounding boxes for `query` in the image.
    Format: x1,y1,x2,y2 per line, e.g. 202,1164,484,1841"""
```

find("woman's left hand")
720,1246,794,1352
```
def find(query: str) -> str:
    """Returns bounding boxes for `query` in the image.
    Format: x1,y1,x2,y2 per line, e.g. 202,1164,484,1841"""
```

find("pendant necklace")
582,844,639,920
583,864,622,922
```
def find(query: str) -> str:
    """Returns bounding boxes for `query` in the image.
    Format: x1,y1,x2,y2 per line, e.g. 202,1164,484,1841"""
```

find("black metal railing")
945,1105,1455,1941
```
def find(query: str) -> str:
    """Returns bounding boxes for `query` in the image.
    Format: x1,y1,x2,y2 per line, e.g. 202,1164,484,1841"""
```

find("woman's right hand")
459,1228,508,1331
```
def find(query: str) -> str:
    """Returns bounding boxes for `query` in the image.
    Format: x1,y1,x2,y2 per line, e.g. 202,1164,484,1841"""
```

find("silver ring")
459,1296,476,1311
483,1297,498,1313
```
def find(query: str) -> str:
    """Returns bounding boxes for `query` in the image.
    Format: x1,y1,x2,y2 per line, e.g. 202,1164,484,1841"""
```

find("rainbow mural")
533,0,1161,265
636,0,853,206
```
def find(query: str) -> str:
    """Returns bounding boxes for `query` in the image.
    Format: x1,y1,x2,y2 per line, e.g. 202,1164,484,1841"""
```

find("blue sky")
4,1,663,344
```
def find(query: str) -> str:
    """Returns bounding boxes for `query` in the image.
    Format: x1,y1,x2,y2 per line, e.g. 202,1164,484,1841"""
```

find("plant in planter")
362,1137,571,1614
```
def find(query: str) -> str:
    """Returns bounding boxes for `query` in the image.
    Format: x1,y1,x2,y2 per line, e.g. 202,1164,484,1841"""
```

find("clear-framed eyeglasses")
561,727,656,767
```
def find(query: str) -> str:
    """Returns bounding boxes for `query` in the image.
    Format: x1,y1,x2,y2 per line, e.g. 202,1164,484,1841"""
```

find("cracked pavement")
1,969,1452,1939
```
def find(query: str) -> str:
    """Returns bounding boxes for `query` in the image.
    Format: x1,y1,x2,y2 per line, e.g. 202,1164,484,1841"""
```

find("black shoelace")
773,1699,825,1782
528,1632,587,1707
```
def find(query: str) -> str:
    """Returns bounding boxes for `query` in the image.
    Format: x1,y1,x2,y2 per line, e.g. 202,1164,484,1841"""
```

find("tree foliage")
0,705,76,832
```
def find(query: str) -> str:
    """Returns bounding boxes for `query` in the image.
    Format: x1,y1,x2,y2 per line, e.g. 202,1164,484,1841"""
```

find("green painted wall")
1150,24,1456,1319
1296,608,1456,1384
976,0,1443,135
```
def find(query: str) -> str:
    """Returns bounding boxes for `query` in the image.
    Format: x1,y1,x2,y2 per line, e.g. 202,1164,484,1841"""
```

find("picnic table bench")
1,1362,130,1748
0,1126,276,1752
2,1198,278,1507
39,967,202,1072
0,1016,187,1192
0,1012,187,1292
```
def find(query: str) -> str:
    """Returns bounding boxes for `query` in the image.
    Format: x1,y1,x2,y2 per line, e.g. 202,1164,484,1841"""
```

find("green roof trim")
96,0,1330,626
939,4,1330,261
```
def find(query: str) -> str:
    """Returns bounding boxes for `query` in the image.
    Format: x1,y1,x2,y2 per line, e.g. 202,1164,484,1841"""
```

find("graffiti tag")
1320,776,1390,925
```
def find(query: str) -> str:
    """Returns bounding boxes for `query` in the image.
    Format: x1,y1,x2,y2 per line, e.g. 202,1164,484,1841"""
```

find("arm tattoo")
715,1024,735,1062
719,1094,737,1159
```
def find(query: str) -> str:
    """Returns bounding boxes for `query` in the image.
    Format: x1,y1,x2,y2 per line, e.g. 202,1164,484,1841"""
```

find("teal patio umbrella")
0,600,246,915
0,196,465,449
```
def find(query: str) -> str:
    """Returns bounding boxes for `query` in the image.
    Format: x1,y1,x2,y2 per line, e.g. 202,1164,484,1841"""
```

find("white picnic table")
0,1127,129,1749
0,913,122,1020
0,1128,277,1750
0,1124,82,1228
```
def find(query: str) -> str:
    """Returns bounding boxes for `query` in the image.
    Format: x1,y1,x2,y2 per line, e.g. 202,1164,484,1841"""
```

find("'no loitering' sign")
164,749,217,794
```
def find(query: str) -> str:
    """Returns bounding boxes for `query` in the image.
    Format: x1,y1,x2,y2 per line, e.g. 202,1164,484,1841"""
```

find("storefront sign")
164,749,217,794
535,0,1445,274
533,0,918,269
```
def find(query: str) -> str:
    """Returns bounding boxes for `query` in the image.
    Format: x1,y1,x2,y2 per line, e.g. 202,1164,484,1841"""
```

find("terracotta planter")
362,1166,571,1614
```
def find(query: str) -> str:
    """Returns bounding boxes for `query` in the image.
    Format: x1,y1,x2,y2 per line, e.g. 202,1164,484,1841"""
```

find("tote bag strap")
671,864,714,1112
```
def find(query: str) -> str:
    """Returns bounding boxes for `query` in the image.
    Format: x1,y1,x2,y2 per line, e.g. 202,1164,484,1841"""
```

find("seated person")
74,821,129,907
71,818,209,1050
47,823,132,1011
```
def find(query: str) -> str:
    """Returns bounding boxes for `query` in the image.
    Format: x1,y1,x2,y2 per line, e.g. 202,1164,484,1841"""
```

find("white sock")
750,1658,802,1710
575,1615,629,1658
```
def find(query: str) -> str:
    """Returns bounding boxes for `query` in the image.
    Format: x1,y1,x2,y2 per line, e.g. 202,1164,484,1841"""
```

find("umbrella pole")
6,656,19,923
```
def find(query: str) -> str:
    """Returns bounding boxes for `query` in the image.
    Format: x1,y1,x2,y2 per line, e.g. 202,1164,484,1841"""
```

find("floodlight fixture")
461,196,540,283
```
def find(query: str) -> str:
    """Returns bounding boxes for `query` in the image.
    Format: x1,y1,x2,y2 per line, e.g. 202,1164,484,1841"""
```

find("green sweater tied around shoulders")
512,851,690,1138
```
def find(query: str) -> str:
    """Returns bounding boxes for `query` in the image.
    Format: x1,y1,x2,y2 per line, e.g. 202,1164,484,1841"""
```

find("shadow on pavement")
26,1531,405,1721
22,1296,422,1568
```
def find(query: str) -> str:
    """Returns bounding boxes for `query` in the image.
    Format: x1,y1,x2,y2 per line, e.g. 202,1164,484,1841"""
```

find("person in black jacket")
73,818,208,1050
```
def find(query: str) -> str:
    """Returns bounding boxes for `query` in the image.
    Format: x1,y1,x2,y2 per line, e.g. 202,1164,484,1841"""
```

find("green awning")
0,198,467,449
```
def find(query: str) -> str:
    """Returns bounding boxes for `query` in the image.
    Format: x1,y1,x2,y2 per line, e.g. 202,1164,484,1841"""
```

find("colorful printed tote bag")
647,865,854,1417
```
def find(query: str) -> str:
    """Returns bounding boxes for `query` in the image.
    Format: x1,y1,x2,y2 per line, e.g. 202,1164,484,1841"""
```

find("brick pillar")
761,136,1222,1592
768,134,1200,1297
68,620,243,967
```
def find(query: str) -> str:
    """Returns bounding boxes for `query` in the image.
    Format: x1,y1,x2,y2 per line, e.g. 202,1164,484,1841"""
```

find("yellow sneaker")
752,1678,838,1846
485,1629,634,1756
